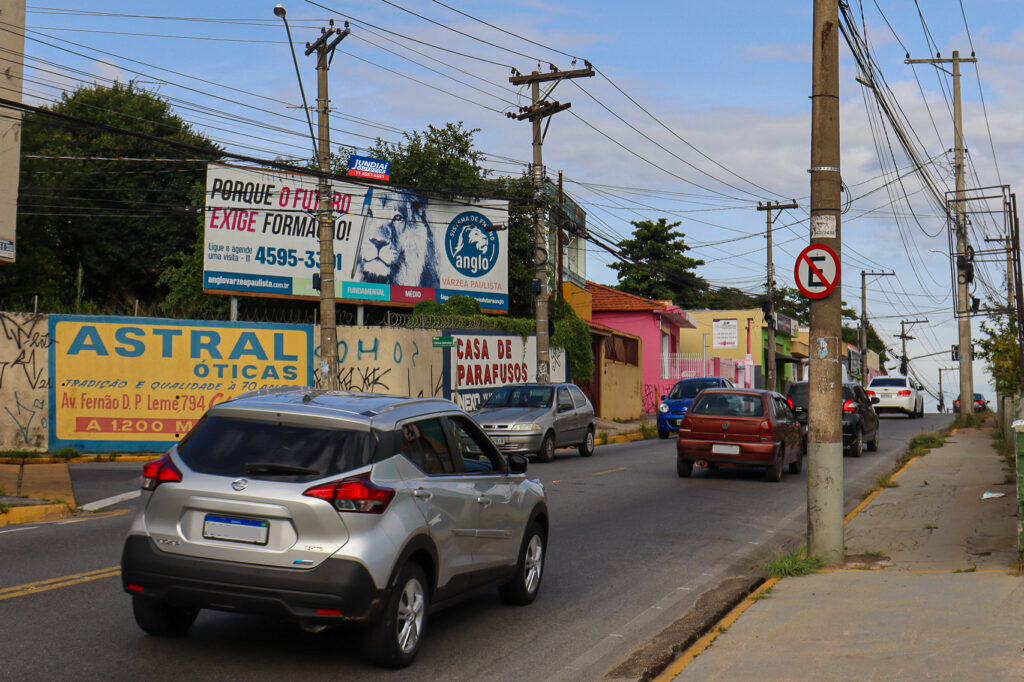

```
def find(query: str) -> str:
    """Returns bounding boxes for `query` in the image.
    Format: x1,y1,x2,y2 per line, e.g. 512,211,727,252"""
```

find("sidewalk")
662,423,1024,681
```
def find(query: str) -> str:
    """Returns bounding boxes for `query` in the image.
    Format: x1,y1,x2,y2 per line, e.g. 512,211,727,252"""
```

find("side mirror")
558,403,572,413
506,453,528,474
870,396,880,405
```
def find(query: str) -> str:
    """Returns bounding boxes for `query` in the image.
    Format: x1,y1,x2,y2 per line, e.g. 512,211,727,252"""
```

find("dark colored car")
786,382,880,457
954,393,989,413
657,377,735,439
675,388,803,482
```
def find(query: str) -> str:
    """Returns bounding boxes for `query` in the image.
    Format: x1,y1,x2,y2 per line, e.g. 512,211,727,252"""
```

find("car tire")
908,408,916,419
850,429,863,458
363,562,429,669
765,450,783,482
676,458,693,478
658,429,670,440
867,427,879,452
536,432,555,463
131,596,198,637
499,522,546,606
578,427,595,457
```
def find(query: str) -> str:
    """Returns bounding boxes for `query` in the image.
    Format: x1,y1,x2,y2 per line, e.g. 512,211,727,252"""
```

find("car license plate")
711,443,740,455
492,437,506,445
203,514,269,545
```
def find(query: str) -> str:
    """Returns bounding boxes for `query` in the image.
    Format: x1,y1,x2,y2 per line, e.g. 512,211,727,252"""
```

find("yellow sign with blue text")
49,316,312,452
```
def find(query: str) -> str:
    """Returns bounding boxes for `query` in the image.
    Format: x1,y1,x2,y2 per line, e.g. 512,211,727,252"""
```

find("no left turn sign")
794,244,840,299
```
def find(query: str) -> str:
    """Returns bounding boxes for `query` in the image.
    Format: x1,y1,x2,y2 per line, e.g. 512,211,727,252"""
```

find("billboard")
203,163,510,311
446,331,566,412
713,318,738,349
48,316,312,451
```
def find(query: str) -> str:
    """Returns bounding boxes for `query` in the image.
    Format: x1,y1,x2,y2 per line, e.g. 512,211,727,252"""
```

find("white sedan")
867,376,924,418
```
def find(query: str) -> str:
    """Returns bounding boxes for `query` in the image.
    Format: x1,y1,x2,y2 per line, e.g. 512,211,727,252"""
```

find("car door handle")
413,488,432,500
476,495,491,507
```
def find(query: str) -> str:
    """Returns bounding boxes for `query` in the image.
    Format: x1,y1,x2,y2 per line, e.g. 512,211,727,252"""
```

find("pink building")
588,281,697,413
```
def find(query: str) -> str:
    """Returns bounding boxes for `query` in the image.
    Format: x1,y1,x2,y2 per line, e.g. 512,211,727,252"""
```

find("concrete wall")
314,326,445,398
0,312,50,451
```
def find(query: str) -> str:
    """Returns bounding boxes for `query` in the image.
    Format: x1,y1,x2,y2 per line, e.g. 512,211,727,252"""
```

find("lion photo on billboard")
354,189,439,288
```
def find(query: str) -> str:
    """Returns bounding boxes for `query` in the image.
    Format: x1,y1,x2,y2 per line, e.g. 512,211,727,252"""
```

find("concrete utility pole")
938,366,957,413
897,319,928,375
508,64,594,383
0,0,26,265
859,270,895,386
303,17,349,390
758,200,798,391
808,0,844,564
906,50,976,419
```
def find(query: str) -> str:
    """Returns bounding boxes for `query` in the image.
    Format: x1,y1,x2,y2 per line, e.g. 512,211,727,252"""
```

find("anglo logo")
445,212,499,278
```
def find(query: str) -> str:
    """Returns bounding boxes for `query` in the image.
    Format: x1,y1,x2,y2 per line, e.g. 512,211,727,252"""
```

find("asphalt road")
0,414,950,681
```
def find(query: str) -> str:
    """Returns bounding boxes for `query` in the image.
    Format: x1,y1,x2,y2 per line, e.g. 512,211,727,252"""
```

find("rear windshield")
870,378,908,388
483,386,554,408
690,393,765,417
787,384,854,408
669,379,721,399
177,415,376,480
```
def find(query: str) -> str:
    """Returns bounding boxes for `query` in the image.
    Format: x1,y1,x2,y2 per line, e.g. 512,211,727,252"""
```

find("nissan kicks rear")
121,388,548,668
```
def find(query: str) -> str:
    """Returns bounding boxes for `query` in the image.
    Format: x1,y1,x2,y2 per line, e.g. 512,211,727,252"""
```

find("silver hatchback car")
472,383,596,463
121,388,548,668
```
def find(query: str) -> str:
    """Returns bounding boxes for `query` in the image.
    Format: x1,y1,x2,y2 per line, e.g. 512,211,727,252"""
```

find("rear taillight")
787,398,795,410
897,390,912,397
955,399,961,406
679,417,693,432
866,390,876,396
141,454,182,491
843,399,857,413
759,420,774,437
303,474,395,514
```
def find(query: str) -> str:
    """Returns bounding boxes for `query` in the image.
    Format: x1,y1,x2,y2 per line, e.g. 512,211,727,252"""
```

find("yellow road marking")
0,566,121,601
592,466,627,476
652,578,779,682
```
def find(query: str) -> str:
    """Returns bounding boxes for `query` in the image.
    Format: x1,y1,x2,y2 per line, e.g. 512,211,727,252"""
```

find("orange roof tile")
587,280,667,312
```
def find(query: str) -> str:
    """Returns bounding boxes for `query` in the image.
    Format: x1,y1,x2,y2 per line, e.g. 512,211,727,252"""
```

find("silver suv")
121,388,549,668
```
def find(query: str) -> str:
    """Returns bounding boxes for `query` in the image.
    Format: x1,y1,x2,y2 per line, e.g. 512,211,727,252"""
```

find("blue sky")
14,1,1024,402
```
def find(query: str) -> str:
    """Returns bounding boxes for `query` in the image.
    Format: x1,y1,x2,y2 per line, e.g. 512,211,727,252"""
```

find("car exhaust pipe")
299,621,332,634
696,459,708,469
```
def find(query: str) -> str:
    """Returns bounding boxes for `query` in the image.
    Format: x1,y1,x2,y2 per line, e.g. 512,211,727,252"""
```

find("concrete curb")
599,432,650,446
0,503,73,527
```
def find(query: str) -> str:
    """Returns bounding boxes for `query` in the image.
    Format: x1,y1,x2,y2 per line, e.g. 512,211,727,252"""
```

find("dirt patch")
601,574,763,682
840,554,894,570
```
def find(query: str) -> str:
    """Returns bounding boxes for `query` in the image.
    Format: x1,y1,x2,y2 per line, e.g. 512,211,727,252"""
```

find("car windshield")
177,415,376,480
669,379,721,399
870,378,908,388
690,393,765,417
482,386,554,408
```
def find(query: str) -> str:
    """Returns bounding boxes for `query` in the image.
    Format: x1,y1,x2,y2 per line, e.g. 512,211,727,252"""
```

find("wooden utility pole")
307,20,349,390
758,200,797,391
906,51,976,418
808,0,844,564
508,64,593,383
860,270,895,386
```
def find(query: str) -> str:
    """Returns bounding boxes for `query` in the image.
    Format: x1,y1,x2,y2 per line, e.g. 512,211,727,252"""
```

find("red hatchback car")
676,388,804,481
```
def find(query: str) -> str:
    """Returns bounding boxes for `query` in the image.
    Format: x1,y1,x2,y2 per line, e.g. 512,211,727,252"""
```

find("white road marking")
79,490,141,511
0,526,35,534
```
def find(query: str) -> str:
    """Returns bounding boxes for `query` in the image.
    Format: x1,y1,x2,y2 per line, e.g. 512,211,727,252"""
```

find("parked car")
675,388,803,481
657,377,735,439
786,381,880,457
866,375,924,418
954,393,989,412
121,388,549,668
472,383,596,463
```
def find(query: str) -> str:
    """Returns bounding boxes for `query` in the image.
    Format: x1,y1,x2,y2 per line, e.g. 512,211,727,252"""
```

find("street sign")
432,335,455,348
794,244,840,300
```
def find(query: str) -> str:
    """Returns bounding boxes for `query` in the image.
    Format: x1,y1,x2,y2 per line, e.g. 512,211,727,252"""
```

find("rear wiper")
244,462,321,476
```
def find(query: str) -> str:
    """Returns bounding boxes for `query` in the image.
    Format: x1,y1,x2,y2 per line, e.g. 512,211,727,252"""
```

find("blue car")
657,377,735,438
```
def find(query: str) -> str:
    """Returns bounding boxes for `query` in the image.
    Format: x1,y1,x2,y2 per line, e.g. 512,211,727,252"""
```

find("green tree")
1,82,220,312
976,299,1020,396
696,286,760,310
610,218,706,306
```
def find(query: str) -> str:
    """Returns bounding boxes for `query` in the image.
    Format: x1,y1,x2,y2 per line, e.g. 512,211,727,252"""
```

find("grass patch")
597,431,609,445
0,449,42,461
876,473,900,489
954,412,988,430
864,550,885,557
764,551,826,578
750,588,773,601
908,432,946,450
53,446,81,461
954,567,978,573
925,524,938,530
638,421,658,439
0,503,9,514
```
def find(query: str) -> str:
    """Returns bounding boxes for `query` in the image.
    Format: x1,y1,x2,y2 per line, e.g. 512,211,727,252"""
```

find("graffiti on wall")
1,313,52,449
313,327,445,398
641,382,676,414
